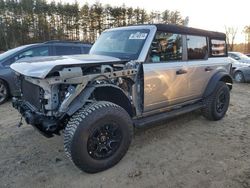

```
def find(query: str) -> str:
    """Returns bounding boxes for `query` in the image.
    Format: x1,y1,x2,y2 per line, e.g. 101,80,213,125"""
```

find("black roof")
43,40,92,46
154,24,226,39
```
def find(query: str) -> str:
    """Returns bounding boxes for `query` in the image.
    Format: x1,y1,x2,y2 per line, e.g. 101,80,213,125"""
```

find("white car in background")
230,57,250,83
228,51,250,64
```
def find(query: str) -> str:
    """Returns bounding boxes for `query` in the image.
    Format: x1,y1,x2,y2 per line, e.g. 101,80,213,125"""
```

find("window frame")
209,38,227,57
185,35,209,61
145,31,185,64
17,46,50,59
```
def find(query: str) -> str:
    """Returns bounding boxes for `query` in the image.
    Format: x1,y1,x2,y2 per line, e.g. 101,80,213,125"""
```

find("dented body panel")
11,55,123,78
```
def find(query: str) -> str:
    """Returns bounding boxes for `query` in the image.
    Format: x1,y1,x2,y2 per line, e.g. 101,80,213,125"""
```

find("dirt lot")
0,83,250,188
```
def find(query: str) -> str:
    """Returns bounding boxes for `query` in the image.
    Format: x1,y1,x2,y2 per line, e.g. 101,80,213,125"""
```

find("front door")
143,32,189,112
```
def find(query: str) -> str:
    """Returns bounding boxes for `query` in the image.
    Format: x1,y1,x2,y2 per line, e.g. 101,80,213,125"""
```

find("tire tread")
64,101,133,172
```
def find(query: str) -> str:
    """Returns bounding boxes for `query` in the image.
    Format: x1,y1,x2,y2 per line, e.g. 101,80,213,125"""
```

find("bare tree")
243,26,250,53
225,26,238,51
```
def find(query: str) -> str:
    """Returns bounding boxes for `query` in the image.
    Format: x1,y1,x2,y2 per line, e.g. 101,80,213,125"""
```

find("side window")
187,35,208,60
149,32,182,63
2,57,17,67
228,53,239,60
83,47,91,54
2,46,49,67
55,46,81,55
211,39,226,56
18,46,49,59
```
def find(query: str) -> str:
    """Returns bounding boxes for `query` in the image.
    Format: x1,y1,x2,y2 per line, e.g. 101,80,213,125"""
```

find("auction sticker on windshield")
129,32,148,40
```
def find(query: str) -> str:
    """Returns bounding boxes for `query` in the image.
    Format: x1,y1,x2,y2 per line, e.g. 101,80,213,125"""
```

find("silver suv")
11,24,233,173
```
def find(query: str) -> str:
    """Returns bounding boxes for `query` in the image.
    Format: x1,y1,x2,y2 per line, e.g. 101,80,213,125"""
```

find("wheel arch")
66,84,135,117
92,86,135,117
203,71,233,98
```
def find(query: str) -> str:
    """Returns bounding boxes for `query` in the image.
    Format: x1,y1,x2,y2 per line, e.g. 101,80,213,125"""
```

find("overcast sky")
54,0,249,43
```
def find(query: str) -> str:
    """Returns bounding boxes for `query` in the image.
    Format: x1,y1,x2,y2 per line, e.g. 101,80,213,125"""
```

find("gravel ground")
0,83,250,188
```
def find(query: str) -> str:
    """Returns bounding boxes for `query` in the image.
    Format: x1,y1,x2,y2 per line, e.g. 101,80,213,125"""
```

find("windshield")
0,45,31,61
90,29,149,60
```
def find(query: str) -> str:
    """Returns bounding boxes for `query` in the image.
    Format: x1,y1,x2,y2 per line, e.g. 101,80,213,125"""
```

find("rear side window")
187,35,208,60
83,47,91,54
55,46,81,55
211,39,226,56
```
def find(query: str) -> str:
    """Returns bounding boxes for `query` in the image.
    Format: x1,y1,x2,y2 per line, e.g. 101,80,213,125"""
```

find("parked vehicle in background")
228,51,250,64
0,41,92,104
245,53,250,57
11,24,232,173
230,57,250,83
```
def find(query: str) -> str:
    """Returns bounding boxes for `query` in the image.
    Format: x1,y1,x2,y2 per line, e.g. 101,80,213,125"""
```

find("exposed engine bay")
12,59,140,137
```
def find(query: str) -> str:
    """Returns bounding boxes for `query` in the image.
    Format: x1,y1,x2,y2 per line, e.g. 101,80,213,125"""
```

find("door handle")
205,67,213,72
176,69,187,75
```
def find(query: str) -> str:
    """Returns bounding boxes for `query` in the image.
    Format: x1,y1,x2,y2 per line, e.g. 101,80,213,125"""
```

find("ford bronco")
11,24,233,173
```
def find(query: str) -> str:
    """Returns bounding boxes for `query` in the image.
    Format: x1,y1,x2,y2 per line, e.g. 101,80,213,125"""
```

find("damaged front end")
12,76,63,137
11,55,140,137
13,98,59,137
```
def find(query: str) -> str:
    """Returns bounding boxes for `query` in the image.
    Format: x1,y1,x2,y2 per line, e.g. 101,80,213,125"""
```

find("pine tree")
0,0,186,50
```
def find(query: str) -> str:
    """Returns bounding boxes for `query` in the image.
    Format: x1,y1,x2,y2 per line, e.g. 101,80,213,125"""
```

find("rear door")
184,36,227,99
143,31,189,112
184,35,211,98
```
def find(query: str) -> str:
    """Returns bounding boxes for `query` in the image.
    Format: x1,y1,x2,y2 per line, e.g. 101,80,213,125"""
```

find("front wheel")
64,101,133,173
0,79,9,105
202,81,230,121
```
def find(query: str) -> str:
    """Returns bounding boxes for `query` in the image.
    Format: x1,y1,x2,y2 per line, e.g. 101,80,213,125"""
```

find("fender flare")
203,71,233,98
66,84,134,116
66,85,95,116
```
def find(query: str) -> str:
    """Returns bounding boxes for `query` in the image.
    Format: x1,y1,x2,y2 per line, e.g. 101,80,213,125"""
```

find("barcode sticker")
129,32,148,40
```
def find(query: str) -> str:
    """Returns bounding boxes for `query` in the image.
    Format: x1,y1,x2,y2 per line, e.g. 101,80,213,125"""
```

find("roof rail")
43,40,83,44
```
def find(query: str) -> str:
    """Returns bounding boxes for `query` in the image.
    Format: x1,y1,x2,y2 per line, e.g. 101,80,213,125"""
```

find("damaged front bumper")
12,97,60,137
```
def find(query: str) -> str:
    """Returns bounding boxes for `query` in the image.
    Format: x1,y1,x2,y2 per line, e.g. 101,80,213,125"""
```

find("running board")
133,102,203,128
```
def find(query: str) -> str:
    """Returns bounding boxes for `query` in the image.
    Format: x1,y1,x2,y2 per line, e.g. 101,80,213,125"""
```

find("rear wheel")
0,79,9,105
202,81,230,121
234,71,245,83
64,101,133,173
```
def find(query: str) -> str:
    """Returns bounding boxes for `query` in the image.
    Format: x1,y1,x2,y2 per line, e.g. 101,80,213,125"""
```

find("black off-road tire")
64,101,133,173
0,79,9,105
202,81,230,121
